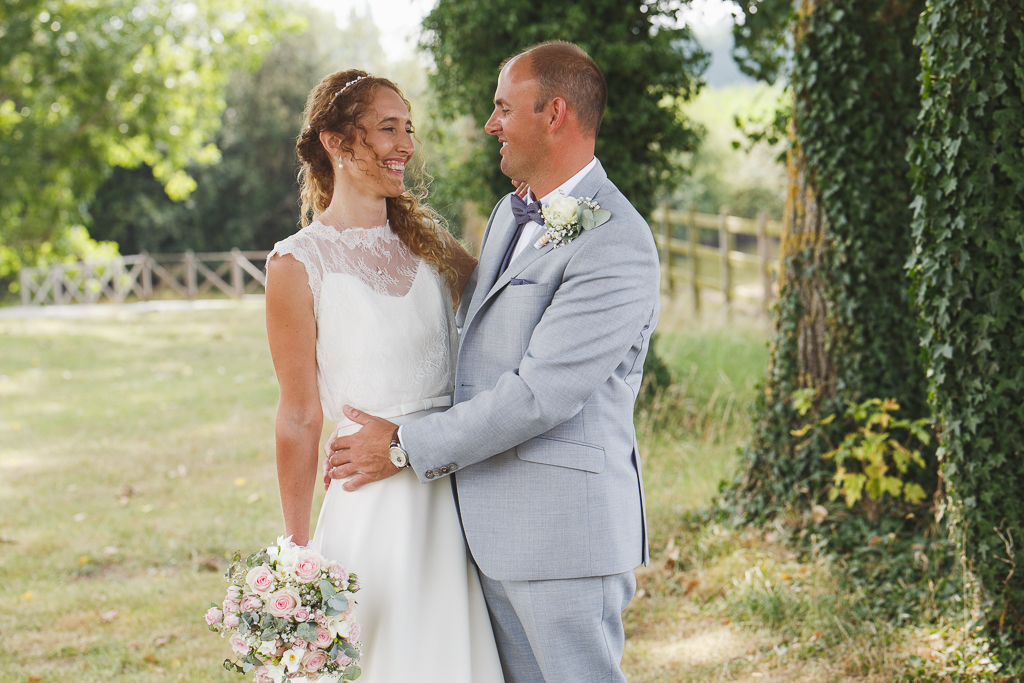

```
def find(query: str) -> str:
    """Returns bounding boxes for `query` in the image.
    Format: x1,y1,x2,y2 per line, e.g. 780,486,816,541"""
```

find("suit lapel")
481,160,610,306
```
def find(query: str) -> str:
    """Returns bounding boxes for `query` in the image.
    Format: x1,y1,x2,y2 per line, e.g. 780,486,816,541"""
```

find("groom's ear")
546,97,569,134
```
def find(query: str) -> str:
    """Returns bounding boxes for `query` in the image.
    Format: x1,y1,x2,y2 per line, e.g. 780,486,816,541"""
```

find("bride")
264,70,504,682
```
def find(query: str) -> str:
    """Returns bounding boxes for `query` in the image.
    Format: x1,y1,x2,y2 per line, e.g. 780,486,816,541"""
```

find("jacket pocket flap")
516,435,605,473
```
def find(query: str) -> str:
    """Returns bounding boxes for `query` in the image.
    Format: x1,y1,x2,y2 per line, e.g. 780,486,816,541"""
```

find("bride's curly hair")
295,70,457,288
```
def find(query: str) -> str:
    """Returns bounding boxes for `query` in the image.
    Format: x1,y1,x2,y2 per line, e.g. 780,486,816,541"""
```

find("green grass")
4,299,956,683
0,302,330,682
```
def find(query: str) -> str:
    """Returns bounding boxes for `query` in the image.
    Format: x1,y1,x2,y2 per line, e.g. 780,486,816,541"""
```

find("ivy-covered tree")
0,0,290,279
420,0,708,217
727,0,931,520
908,0,1024,635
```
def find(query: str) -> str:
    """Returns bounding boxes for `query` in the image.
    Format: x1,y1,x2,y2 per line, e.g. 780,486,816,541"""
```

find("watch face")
389,446,408,468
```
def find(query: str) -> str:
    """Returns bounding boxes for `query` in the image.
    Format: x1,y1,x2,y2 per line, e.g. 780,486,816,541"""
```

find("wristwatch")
388,431,410,469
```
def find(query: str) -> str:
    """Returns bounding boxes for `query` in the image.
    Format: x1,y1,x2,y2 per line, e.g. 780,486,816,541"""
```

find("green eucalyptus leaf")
592,209,611,227
579,208,596,231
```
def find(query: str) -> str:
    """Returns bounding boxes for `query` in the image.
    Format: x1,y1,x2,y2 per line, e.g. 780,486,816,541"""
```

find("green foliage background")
729,0,931,519
907,0,1024,631
86,6,391,254
420,0,708,218
0,0,291,277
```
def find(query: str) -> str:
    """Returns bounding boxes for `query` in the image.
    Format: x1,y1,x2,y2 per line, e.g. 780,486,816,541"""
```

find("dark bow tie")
498,194,545,277
510,194,545,227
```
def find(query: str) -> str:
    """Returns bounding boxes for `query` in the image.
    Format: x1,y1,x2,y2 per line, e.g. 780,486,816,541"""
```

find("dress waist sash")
334,394,453,437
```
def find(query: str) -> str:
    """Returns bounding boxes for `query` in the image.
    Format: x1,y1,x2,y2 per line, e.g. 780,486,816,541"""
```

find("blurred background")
0,0,785,296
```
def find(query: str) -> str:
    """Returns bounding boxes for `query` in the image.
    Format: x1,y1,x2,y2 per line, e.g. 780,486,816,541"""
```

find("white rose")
257,639,279,657
544,193,579,226
276,542,300,569
326,613,352,640
264,662,287,683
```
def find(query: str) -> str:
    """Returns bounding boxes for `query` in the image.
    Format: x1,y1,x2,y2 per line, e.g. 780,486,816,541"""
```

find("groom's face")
485,57,550,186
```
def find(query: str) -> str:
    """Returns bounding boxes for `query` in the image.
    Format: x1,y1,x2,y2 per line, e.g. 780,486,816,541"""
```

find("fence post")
52,265,64,305
185,251,198,300
141,252,153,301
689,205,700,313
19,269,30,306
756,211,771,311
660,203,673,292
230,248,244,299
718,206,732,311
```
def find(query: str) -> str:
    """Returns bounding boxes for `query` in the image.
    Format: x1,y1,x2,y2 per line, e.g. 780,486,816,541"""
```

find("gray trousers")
478,570,636,683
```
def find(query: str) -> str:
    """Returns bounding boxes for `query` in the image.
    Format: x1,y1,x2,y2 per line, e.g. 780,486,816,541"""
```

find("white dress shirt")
508,157,599,264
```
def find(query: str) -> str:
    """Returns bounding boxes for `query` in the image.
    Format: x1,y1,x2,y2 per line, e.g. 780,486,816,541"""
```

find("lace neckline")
307,219,399,250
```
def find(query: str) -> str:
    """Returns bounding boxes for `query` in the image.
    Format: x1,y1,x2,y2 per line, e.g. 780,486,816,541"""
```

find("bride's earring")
338,160,344,169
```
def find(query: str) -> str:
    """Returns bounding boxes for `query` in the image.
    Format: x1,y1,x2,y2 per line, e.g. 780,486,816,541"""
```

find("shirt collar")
529,157,599,206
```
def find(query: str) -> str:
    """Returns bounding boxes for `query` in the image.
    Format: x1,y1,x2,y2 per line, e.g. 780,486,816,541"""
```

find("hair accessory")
332,75,371,101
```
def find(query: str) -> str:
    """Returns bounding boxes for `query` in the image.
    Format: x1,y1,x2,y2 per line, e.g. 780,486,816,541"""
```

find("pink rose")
229,633,248,654
245,565,275,594
313,626,333,649
294,551,321,583
205,607,223,625
329,563,348,584
223,613,240,628
266,588,301,618
291,637,307,650
253,667,271,683
336,654,353,667
226,585,243,599
349,622,361,642
223,598,240,614
314,611,328,627
240,593,263,613
294,606,311,622
303,649,328,673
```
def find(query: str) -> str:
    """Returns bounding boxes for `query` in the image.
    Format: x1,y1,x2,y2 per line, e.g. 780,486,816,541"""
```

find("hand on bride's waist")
322,405,400,492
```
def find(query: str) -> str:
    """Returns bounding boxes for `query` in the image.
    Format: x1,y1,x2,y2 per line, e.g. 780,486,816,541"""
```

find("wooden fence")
18,250,270,306
651,205,782,311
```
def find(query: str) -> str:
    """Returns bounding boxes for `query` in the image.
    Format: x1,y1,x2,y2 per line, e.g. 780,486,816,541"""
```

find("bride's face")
340,87,415,198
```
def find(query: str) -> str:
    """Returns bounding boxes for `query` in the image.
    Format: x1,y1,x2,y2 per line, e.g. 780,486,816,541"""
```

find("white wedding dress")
268,220,504,683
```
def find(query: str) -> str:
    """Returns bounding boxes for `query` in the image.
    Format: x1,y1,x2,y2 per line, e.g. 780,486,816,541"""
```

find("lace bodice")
268,220,458,421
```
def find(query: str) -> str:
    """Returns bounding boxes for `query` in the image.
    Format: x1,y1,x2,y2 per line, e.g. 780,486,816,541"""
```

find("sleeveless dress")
268,220,504,683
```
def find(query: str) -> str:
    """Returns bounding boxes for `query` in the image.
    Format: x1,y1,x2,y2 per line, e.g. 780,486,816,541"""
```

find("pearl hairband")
332,75,371,101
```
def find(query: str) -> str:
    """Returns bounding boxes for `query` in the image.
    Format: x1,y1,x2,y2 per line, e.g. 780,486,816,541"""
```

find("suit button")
448,463,458,471
426,471,435,479
440,466,449,474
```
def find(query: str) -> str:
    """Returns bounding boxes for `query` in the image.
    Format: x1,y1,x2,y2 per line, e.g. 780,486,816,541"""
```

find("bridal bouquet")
205,536,362,683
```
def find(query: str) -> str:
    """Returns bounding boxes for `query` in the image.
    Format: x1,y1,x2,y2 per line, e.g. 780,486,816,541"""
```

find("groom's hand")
324,406,400,491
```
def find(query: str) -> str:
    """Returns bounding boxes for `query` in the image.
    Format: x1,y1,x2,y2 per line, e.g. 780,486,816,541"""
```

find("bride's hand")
512,179,531,199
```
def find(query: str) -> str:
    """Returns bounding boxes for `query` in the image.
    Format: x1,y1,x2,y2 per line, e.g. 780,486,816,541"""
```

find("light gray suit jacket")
403,159,660,581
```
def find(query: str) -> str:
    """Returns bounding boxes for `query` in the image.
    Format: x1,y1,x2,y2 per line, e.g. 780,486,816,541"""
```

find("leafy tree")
420,0,708,217
0,0,290,281
88,5,389,253
908,0,1024,635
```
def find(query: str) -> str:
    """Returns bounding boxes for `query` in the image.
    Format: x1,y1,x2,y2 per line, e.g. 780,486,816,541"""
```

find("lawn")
3,298,926,682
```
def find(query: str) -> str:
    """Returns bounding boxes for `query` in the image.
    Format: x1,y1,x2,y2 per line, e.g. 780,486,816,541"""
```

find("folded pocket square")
509,278,535,286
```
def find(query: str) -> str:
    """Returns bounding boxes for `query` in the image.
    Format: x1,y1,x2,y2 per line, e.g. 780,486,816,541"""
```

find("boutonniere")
534,192,611,249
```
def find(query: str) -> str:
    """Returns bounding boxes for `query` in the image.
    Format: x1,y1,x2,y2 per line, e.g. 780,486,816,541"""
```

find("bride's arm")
265,254,323,546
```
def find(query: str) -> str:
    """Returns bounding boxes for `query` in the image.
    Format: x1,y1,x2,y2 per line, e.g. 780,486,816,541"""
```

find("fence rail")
650,205,782,311
18,250,270,306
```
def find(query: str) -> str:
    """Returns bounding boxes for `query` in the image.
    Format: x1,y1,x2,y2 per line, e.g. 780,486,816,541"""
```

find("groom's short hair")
508,41,607,138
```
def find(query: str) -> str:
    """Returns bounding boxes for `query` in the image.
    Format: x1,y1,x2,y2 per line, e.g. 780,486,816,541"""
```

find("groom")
327,41,661,682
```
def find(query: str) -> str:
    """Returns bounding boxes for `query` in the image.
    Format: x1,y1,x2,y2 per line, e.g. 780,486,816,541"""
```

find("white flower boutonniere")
535,192,611,249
